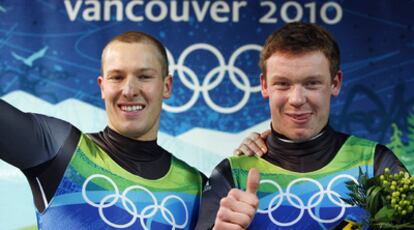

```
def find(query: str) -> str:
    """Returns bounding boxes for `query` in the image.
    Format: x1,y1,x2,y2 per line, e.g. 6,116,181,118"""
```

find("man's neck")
271,123,328,144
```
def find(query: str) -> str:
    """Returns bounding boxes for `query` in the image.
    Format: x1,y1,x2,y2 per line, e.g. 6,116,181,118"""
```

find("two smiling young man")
0,22,406,229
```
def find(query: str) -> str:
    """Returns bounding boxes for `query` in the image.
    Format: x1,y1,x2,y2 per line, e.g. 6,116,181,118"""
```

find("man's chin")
289,130,314,142
115,125,144,138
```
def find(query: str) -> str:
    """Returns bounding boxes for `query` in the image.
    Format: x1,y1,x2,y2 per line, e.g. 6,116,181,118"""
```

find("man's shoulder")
227,155,264,170
170,154,208,187
346,135,379,147
228,155,259,162
170,152,204,175
330,127,377,146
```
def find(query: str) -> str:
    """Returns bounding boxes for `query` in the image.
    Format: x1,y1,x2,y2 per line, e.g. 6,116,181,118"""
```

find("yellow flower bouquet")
343,168,414,229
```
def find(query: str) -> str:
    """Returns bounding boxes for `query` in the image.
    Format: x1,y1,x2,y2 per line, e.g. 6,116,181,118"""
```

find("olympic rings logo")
257,174,358,227
162,43,262,114
81,174,189,229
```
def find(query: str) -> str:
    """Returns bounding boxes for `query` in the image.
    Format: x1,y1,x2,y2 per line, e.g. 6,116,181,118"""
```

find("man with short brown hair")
196,22,406,230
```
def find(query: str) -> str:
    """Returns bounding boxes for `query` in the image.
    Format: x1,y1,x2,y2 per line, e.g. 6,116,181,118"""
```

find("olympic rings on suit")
256,174,358,227
81,174,188,229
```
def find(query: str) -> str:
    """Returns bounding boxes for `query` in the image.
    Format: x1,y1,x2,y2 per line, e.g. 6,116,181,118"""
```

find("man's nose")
288,86,306,106
122,77,140,99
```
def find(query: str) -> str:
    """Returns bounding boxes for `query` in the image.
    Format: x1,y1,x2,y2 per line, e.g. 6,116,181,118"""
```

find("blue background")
0,0,413,229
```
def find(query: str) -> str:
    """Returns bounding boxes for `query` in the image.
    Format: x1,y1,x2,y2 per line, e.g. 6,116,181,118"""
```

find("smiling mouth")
119,105,145,112
287,113,311,122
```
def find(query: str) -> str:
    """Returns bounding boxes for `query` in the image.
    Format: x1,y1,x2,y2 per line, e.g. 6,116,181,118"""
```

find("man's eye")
112,75,124,81
305,81,321,88
139,75,153,80
274,82,290,88
109,75,123,81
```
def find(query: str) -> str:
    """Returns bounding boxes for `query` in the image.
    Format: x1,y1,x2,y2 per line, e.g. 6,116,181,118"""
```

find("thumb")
246,168,260,194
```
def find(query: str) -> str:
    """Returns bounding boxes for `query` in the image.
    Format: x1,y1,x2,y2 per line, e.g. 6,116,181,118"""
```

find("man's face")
98,41,172,141
261,51,342,141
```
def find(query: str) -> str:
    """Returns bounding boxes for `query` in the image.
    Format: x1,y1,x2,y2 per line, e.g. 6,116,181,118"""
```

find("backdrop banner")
0,1,413,229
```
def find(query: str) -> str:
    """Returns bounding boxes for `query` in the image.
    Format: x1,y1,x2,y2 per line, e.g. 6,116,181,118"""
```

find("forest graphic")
387,109,414,174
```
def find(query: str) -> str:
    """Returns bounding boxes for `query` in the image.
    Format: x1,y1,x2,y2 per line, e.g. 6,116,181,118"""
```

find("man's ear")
331,70,343,97
260,74,269,99
97,76,105,99
163,75,173,99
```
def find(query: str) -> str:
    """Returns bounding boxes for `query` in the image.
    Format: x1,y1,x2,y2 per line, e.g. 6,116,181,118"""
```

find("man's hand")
233,130,270,157
213,168,260,230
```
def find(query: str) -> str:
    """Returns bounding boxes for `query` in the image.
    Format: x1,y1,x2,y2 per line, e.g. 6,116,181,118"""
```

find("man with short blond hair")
1,31,205,229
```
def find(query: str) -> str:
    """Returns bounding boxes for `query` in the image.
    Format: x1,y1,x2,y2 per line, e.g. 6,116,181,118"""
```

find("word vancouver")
64,0,248,23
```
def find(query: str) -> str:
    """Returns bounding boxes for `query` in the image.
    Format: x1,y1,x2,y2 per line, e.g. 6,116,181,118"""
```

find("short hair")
259,22,340,79
101,31,169,77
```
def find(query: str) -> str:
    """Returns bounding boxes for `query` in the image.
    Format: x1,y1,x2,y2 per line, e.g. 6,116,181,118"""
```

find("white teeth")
121,105,143,112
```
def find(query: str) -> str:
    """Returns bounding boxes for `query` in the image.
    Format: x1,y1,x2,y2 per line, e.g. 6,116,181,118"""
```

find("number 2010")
259,1,343,25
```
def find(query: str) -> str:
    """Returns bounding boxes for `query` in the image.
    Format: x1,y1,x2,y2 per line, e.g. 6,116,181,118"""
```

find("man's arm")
0,99,73,169
195,160,259,230
374,144,408,175
196,160,234,229
0,99,81,211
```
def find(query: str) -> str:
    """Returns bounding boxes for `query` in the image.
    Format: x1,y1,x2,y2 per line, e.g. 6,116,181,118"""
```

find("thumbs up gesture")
213,168,260,230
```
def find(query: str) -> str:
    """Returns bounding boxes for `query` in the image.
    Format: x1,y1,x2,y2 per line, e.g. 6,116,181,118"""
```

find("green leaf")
374,206,395,222
367,185,382,197
366,186,383,214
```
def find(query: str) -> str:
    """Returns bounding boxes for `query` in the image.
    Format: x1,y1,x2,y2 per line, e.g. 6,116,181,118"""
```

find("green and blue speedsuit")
36,134,202,229
0,100,205,229
228,136,373,229
195,126,407,230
